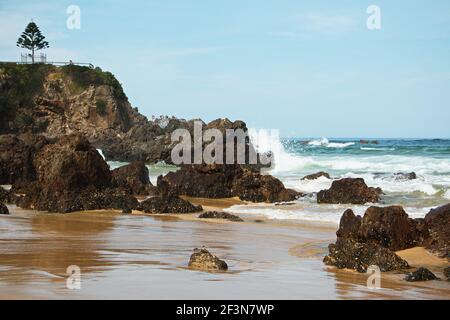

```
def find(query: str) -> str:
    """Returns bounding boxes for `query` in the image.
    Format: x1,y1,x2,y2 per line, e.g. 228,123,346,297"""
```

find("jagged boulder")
231,170,301,203
358,206,423,251
0,203,9,215
198,211,243,222
405,267,438,282
323,238,409,273
188,248,228,271
0,134,49,184
112,161,155,195
160,164,300,203
336,209,362,239
33,134,112,192
323,207,421,273
13,134,139,213
301,171,330,180
423,204,450,258
317,178,381,204
161,164,237,198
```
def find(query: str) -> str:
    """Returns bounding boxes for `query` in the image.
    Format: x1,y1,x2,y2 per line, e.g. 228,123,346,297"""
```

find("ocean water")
225,137,450,225
105,137,450,226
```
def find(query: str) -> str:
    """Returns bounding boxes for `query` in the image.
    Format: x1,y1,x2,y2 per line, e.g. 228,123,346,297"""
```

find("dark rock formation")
0,203,9,215
423,204,450,258
0,186,13,204
112,161,155,195
188,248,228,271
358,206,423,251
359,140,379,145
444,267,450,280
336,209,362,240
404,267,438,282
137,195,202,214
231,170,301,203
160,164,300,203
394,172,417,181
13,134,139,213
198,211,243,222
301,171,331,180
0,134,49,184
137,177,202,214
323,207,415,273
323,238,409,273
317,178,381,204
34,134,112,192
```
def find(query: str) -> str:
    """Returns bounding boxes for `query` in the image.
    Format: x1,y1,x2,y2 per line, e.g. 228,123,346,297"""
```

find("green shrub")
61,65,126,100
15,112,33,127
95,99,108,116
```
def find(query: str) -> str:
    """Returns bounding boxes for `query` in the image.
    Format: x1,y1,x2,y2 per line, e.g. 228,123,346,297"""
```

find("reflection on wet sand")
0,205,449,299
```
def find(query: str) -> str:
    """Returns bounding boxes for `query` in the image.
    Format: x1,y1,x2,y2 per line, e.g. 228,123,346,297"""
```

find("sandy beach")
1,200,448,300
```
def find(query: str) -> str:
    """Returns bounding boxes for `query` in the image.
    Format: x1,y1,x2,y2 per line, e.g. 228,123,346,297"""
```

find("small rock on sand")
405,267,438,282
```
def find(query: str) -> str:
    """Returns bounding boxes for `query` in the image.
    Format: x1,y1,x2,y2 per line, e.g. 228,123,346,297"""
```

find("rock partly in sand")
13,134,139,213
112,161,155,196
0,203,9,215
188,248,228,271
423,203,450,258
137,195,202,214
160,164,301,203
301,171,331,180
198,211,243,222
404,267,438,282
323,207,416,273
137,177,202,214
323,238,409,273
317,178,382,205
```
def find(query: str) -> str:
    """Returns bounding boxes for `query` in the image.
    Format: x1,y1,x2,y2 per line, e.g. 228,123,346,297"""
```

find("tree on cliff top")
16,21,49,64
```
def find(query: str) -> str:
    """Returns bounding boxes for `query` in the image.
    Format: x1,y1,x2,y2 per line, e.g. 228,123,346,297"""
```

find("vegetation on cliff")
0,63,127,133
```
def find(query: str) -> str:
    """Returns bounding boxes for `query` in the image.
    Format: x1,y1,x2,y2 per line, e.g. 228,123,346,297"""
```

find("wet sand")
0,202,449,300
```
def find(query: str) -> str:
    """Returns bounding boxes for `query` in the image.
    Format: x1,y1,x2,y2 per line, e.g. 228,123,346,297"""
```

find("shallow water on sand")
0,205,449,299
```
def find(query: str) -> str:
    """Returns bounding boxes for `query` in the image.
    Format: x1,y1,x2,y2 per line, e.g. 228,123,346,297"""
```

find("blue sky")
1,0,450,138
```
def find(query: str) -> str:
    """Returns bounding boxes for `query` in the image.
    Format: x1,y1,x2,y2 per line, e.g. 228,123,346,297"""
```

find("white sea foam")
444,189,450,200
96,149,106,160
283,176,333,194
225,202,432,225
360,147,396,151
307,138,355,148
